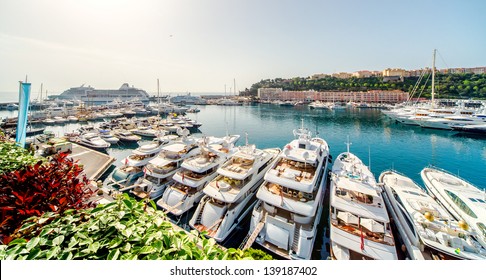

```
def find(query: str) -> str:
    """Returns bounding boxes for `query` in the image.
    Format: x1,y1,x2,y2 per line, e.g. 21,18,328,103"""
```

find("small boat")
114,130,141,143
6,103,19,111
43,118,56,125
421,167,486,250
380,170,486,260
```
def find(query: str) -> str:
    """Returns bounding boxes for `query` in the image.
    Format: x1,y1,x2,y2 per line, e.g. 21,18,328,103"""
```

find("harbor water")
1,103,485,259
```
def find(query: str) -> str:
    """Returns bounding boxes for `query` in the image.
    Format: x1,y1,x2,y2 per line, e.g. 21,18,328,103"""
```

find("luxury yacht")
107,165,144,189
189,139,281,242
130,125,160,138
98,129,119,144
157,140,237,216
380,170,486,260
421,167,486,250
120,139,201,200
77,132,110,151
329,140,398,260
113,130,142,143
121,142,164,167
245,123,330,260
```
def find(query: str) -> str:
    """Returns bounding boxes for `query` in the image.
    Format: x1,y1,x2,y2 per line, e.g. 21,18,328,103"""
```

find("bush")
0,195,273,260
0,152,91,244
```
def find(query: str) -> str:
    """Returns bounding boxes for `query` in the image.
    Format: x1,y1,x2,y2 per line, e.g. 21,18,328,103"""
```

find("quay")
68,143,115,181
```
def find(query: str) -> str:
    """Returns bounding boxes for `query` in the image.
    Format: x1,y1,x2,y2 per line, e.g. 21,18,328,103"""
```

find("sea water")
1,103,485,259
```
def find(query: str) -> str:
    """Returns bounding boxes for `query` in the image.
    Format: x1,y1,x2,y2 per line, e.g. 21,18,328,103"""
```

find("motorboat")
380,170,486,260
77,132,110,150
452,123,486,135
308,101,329,109
98,129,119,144
130,125,160,138
189,138,281,243
113,130,141,143
121,142,163,167
121,140,201,200
157,141,237,216
329,139,398,260
246,122,330,260
421,167,486,250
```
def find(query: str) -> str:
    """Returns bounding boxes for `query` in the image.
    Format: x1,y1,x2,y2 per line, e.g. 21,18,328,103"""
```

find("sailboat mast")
431,49,436,107
157,78,160,117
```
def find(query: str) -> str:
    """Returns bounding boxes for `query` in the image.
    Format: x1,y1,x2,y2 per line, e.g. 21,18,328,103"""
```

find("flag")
15,82,31,147
181,173,185,181
359,219,365,251
124,158,128,165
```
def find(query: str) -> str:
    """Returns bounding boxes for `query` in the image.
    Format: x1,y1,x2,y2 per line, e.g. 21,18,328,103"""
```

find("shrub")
0,152,91,244
0,195,273,260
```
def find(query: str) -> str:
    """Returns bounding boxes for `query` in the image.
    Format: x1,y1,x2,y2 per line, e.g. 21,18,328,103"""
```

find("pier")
68,143,115,181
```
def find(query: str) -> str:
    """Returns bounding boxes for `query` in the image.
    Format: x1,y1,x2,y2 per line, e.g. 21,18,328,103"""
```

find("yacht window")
402,190,426,197
476,199,485,203
444,190,478,218
469,198,478,202
299,143,306,149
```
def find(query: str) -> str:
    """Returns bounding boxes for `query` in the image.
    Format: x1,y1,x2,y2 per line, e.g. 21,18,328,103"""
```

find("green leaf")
8,238,27,245
46,246,61,260
121,228,133,238
138,246,156,255
88,242,100,253
152,240,163,252
108,237,123,249
149,200,157,210
68,237,78,249
26,237,40,251
26,248,41,260
122,199,133,210
52,235,65,246
120,242,131,252
19,222,37,232
59,251,73,260
107,249,120,260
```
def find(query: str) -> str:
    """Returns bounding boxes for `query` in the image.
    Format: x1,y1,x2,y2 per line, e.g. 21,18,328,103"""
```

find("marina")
1,101,485,260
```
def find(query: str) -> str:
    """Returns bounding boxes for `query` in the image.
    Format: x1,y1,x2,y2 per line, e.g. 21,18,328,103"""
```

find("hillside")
241,73,486,100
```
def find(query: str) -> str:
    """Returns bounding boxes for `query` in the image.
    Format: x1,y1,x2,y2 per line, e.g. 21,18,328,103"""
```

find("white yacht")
121,139,201,200
77,132,110,150
245,123,330,260
157,141,237,216
107,165,144,189
113,130,141,143
98,129,119,144
121,143,163,167
130,125,160,138
329,140,398,260
189,140,280,242
421,167,486,250
380,170,486,260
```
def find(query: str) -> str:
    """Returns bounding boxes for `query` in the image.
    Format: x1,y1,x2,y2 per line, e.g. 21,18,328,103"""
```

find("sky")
1,0,485,94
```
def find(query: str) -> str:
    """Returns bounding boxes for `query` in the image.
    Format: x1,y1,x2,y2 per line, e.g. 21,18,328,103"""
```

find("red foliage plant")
0,152,93,244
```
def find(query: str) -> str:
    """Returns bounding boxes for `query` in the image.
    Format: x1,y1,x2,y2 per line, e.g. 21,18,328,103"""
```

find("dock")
68,143,115,181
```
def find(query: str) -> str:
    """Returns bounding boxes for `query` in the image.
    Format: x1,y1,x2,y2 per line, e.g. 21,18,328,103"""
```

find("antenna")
345,135,352,154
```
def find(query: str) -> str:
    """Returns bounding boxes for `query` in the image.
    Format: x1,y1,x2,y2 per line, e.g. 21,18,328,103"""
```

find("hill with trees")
240,73,486,100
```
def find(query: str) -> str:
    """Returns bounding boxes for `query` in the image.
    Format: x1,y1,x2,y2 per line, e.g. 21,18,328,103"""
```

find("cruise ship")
54,83,150,105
